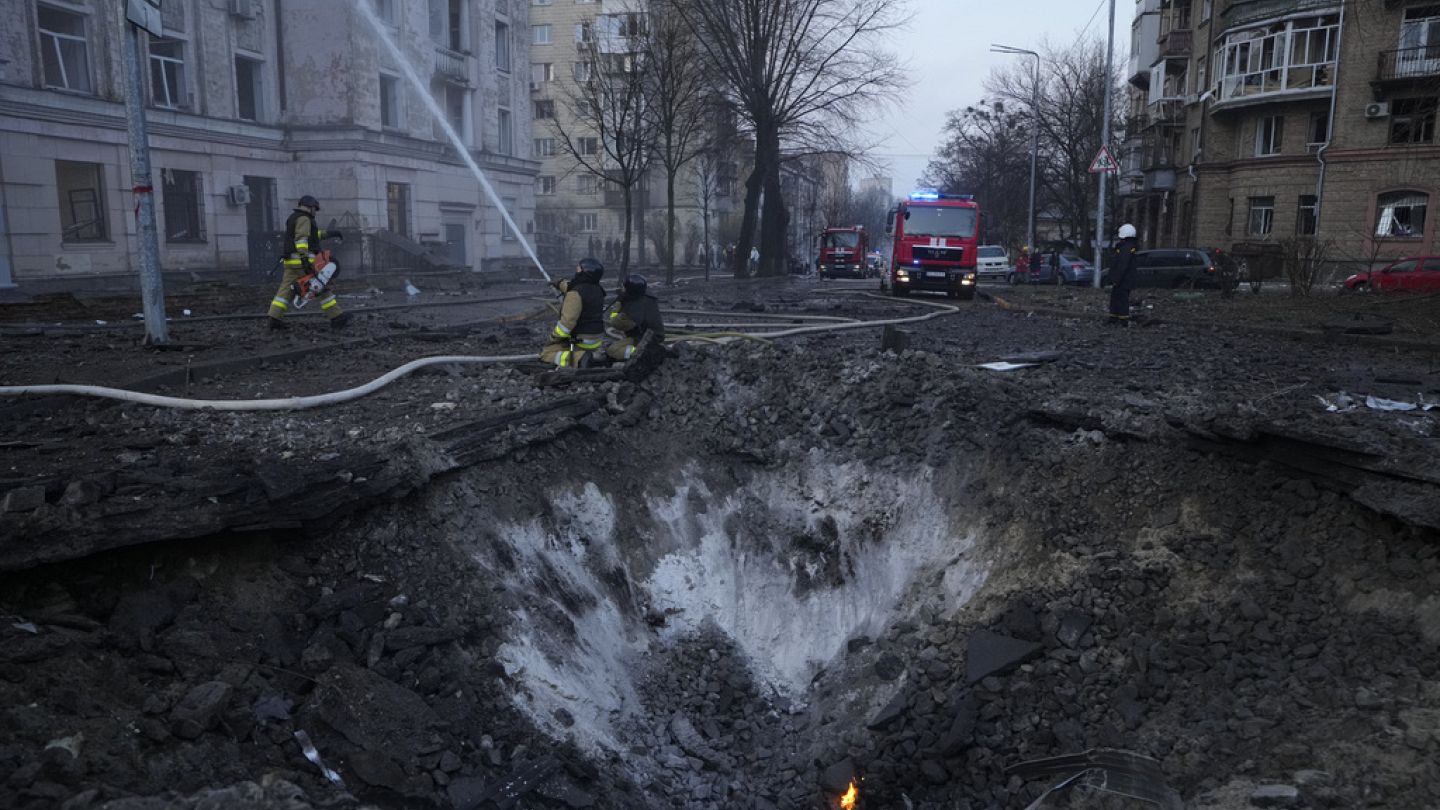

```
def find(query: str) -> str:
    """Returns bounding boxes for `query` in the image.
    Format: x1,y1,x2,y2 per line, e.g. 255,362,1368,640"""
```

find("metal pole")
123,23,169,344
1027,52,1038,256
1093,0,1116,289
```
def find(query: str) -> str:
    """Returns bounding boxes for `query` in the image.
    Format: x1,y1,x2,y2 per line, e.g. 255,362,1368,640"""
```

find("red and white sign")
1088,146,1119,174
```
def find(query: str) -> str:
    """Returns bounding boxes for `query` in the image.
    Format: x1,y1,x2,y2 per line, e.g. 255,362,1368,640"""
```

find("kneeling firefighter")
541,258,607,368
268,195,349,330
605,273,665,362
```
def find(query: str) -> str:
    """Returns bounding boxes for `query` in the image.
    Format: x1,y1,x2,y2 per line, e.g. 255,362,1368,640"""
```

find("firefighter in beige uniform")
267,195,349,330
541,258,607,367
605,274,664,361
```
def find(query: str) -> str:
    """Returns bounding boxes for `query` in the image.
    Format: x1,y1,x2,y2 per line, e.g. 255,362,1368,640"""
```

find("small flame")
839,780,859,810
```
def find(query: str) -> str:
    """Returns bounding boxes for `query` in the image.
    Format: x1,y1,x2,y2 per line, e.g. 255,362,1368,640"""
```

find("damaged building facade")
1120,0,1440,275
0,0,538,290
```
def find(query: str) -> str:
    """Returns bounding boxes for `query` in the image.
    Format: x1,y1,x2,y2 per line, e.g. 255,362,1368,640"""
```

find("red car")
1344,256,1440,292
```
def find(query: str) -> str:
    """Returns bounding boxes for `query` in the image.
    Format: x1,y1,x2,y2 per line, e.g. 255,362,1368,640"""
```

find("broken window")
1247,196,1274,237
1296,195,1317,236
1390,97,1437,144
148,37,188,109
38,5,91,93
161,168,206,243
1374,191,1427,237
55,160,106,242
235,56,264,121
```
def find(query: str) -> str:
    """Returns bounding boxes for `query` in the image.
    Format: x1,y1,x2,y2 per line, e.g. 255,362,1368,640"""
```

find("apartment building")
527,0,737,268
1120,0,1440,273
0,0,538,290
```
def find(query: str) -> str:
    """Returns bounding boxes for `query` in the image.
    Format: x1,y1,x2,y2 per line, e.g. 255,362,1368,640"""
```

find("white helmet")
1117,223,1137,239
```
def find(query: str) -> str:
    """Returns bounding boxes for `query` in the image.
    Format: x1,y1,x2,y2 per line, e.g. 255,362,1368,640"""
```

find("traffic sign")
1089,145,1119,174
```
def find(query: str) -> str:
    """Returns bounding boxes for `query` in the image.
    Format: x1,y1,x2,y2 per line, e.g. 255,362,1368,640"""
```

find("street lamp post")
991,45,1040,263
1092,0,1117,289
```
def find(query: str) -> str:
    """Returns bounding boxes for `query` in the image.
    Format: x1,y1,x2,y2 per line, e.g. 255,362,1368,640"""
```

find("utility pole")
1092,0,1116,289
991,45,1040,257
123,0,169,344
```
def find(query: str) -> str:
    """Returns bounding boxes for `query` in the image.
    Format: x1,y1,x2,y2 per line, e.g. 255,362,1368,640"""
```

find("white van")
976,245,1009,280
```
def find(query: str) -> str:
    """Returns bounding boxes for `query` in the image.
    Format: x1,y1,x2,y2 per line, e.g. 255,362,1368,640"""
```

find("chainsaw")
289,246,340,309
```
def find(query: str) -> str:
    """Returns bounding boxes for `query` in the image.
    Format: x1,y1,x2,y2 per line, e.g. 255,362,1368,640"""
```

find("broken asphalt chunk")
966,629,1042,683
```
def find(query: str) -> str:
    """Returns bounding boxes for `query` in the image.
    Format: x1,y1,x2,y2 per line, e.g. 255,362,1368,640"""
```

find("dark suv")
1121,248,1239,289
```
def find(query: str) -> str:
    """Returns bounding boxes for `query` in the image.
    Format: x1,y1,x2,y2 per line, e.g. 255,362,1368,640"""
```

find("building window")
148,38,188,109
55,161,106,242
1225,198,1234,236
578,212,598,232
574,62,592,82
1255,115,1283,155
577,175,598,194
1296,195,1317,236
537,176,555,195
578,136,599,155
495,22,511,72
497,108,513,155
235,56,264,121
575,100,594,118
1215,15,1337,102
575,21,593,45
531,62,553,84
387,182,411,237
161,169,206,243
1200,0,1211,22
1190,127,1201,158
532,24,551,45
501,197,518,241
533,99,555,119
1374,191,1428,238
38,5,92,93
1247,196,1274,236
445,85,468,142
533,137,556,157
1196,55,1207,94
447,0,464,50
380,74,401,128
1307,111,1329,148
1390,97,1438,145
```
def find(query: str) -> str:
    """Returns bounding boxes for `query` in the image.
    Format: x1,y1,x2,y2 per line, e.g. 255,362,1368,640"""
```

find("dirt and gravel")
1,276,1438,810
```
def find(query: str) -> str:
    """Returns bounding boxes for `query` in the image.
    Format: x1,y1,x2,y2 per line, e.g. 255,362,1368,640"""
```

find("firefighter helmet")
623,274,648,299
576,257,605,283
1117,223,1137,239
298,195,321,212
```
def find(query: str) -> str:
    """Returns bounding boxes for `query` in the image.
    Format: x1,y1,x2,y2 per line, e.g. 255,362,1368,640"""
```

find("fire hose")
0,293,958,411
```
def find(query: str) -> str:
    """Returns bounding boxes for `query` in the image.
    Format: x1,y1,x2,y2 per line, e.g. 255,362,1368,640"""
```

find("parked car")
1116,248,1238,289
1022,251,1095,285
1343,256,1440,292
975,245,1009,280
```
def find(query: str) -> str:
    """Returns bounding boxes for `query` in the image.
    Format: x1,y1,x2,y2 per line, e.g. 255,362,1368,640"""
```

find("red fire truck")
884,190,980,299
818,226,868,279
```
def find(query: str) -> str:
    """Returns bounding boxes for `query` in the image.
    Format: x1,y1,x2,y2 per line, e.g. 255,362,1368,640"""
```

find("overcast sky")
863,0,1128,195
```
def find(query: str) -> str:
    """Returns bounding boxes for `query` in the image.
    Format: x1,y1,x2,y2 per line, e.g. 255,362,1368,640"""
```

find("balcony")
1376,47,1440,84
1160,28,1192,60
433,46,470,84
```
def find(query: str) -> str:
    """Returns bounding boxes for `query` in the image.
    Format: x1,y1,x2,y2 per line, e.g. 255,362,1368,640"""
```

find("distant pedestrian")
1108,224,1140,326
749,246,759,274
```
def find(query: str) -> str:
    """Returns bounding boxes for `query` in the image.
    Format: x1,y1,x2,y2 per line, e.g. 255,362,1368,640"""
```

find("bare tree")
551,8,656,278
985,37,1124,252
673,0,906,277
641,0,714,285
924,100,1033,250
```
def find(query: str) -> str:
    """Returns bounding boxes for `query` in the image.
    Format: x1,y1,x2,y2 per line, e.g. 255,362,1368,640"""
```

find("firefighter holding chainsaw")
268,195,350,330
540,258,606,368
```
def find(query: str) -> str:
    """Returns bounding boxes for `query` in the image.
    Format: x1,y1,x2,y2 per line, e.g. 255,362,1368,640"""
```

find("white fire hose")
0,293,957,411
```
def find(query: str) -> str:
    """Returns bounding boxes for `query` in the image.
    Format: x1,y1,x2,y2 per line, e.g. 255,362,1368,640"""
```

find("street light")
991,44,1039,264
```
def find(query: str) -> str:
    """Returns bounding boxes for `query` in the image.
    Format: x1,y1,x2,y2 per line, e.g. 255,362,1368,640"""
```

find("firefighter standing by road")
605,274,665,362
1108,224,1140,326
541,258,607,368
268,195,349,330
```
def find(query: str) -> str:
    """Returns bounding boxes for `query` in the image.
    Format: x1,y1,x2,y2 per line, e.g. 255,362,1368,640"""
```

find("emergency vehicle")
818,226,868,279
884,190,980,299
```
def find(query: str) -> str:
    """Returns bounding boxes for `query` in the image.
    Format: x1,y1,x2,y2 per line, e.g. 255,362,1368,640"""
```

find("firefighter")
605,273,665,362
541,258,606,368
268,195,348,330
1108,224,1140,326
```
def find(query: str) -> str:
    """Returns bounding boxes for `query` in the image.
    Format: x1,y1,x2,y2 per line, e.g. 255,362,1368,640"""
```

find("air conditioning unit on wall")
1365,102,1391,119
226,185,252,206
229,0,258,20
